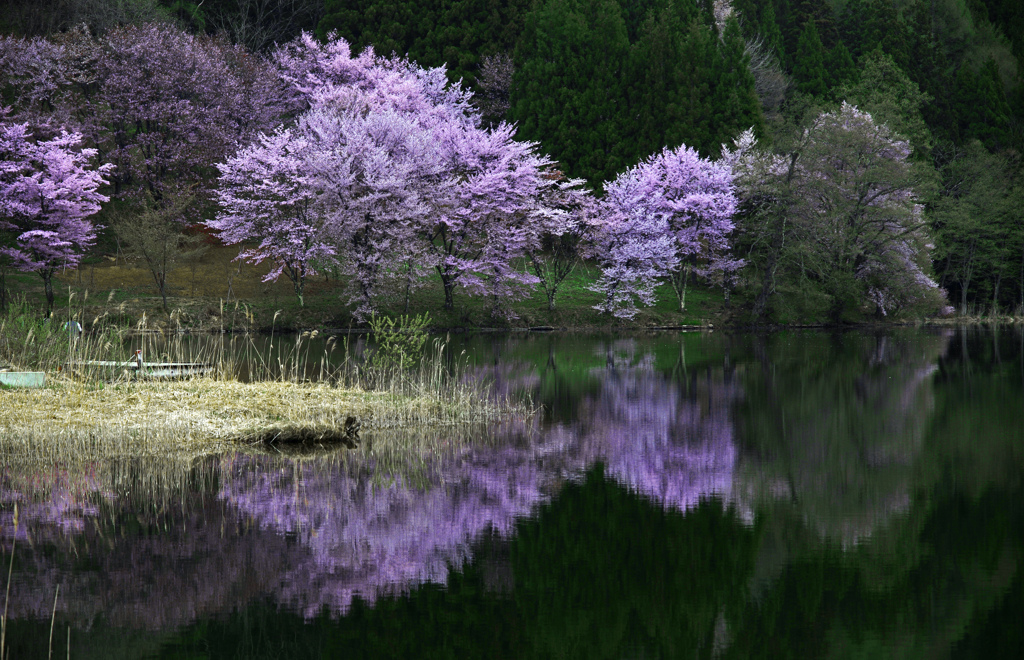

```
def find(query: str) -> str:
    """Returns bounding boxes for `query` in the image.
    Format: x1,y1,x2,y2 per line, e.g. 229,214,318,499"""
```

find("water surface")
2,327,1022,658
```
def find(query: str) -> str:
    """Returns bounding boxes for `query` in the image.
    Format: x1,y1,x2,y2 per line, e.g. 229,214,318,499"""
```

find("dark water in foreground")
2,327,1023,658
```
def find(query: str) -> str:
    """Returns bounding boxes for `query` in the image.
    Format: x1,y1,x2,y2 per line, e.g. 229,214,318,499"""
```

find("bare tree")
744,35,790,115
111,190,209,312
204,0,324,52
1,0,167,37
474,52,514,127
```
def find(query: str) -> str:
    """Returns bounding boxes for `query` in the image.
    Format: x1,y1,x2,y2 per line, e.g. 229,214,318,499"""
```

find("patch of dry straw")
0,377,519,463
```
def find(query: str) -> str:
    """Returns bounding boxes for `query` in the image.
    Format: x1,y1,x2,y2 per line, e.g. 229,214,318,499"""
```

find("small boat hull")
0,371,46,388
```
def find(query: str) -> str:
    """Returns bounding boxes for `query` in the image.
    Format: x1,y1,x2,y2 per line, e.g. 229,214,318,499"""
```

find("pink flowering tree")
525,171,599,311
593,145,739,318
0,118,111,316
210,127,328,307
424,122,555,316
0,27,102,140
298,95,448,318
213,33,562,319
588,203,678,319
98,23,284,199
272,32,477,126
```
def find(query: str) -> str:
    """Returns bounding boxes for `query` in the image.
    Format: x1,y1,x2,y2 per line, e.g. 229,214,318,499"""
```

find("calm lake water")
2,327,1023,658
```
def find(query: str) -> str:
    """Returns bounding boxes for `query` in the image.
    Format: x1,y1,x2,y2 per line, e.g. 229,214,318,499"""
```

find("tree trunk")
753,254,777,322
443,281,454,310
42,271,54,318
403,261,413,314
287,267,305,307
437,266,455,310
992,270,1002,316
153,270,169,313
671,265,690,313
546,284,557,312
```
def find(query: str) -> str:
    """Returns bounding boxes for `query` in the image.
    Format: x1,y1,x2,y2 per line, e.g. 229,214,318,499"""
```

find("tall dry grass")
1,298,530,463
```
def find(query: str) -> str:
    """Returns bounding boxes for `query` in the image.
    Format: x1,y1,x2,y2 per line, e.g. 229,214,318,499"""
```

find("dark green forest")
2,0,1023,319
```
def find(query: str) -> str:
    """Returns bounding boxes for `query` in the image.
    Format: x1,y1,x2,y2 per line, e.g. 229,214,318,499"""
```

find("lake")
2,327,1022,658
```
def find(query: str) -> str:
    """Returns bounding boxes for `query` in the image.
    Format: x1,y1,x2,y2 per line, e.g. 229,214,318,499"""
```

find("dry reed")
1,296,530,462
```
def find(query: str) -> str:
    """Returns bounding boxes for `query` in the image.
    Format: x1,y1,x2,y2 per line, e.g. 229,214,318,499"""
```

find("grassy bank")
20,244,728,331
10,245,1023,332
0,378,522,461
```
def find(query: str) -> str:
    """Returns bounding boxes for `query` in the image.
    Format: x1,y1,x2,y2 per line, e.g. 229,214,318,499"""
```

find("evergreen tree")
824,41,856,91
511,0,630,183
969,58,1013,151
760,1,785,59
317,0,530,88
836,49,933,158
512,0,764,183
792,20,825,97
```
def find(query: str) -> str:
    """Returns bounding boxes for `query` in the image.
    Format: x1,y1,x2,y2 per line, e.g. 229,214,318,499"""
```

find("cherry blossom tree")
0,118,111,316
525,171,598,312
210,127,327,306
0,33,81,136
213,32,562,319
592,144,739,318
97,23,284,199
423,122,554,316
588,206,677,319
272,32,477,128
300,95,450,318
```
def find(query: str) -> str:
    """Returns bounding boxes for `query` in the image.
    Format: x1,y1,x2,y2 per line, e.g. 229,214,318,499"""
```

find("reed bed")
1,298,530,463
0,378,517,462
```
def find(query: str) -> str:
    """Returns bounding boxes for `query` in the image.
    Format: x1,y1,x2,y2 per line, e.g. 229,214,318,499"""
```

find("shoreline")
54,316,1024,336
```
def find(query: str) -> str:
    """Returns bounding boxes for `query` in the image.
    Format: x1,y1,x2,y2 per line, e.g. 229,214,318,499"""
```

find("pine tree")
969,59,1013,151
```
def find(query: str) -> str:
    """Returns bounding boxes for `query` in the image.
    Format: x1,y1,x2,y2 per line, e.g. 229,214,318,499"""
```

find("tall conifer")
792,20,825,97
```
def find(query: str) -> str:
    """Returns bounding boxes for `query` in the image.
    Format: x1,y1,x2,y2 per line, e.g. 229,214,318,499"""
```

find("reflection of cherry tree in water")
218,449,552,616
1,458,299,631
1,337,743,627
1,463,108,541
571,339,740,512
216,341,742,616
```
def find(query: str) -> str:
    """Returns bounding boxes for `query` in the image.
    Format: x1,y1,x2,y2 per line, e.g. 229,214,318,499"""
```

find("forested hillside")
317,0,1024,316
1,0,1022,323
